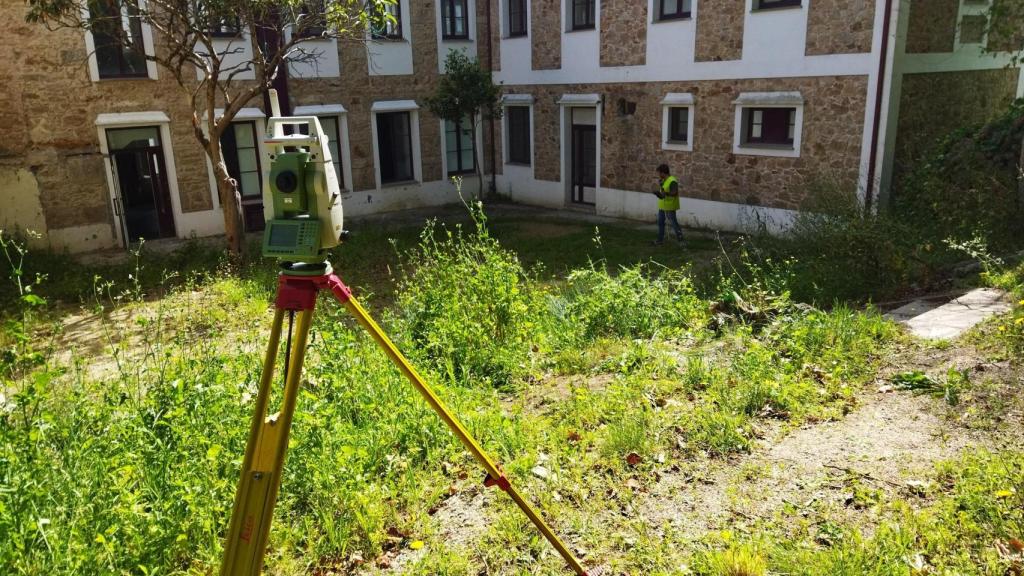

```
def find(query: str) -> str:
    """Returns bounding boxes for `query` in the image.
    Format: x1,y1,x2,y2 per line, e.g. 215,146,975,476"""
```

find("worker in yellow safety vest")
651,163,684,246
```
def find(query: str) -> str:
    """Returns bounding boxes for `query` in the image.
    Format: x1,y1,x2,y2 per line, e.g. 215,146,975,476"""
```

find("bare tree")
26,0,394,255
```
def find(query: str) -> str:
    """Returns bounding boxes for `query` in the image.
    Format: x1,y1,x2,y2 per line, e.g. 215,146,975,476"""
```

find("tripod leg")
323,278,588,575
220,307,317,576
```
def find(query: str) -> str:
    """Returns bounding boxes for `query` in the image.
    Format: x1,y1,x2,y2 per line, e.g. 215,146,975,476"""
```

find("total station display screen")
269,223,299,248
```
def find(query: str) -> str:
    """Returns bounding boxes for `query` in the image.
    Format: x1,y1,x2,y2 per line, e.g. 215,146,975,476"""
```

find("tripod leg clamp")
319,273,353,303
484,471,511,492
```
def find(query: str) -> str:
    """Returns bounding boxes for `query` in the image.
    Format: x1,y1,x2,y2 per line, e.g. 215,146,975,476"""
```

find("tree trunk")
471,117,483,201
207,139,246,256
1018,133,1024,217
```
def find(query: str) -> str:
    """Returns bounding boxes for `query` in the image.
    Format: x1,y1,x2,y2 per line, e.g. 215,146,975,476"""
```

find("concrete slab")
885,299,937,322
893,288,1011,340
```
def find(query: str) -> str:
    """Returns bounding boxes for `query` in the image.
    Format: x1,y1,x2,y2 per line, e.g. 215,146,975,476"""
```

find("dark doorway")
106,126,176,244
571,124,596,206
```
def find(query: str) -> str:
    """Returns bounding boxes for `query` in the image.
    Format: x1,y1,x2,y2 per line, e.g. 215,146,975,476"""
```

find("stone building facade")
1,0,1022,251
494,0,1023,229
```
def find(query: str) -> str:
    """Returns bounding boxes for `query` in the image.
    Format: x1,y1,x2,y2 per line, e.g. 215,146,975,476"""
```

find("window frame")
376,111,416,185
87,0,152,80
660,94,694,152
444,116,476,176
752,0,802,11
508,0,528,37
297,115,345,190
220,120,264,200
658,0,691,21
667,107,690,144
570,0,596,31
505,105,532,166
732,92,803,158
742,107,795,147
208,16,242,38
371,1,404,40
441,0,470,40
294,1,328,39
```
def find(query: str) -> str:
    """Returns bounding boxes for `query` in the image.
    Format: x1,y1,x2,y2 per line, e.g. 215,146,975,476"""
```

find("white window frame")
661,93,695,152
371,100,422,189
293,104,353,192
565,0,600,33
955,0,992,50
204,107,268,211
653,0,693,22
732,91,804,158
502,94,535,167
502,0,531,38
749,0,803,12
82,0,159,82
95,111,181,246
439,114,484,178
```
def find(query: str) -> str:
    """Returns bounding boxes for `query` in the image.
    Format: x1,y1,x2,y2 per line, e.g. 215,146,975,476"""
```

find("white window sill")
380,179,419,189
733,143,800,158
662,140,692,152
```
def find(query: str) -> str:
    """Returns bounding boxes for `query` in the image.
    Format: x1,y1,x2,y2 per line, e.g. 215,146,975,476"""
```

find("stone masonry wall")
695,1,744,62
532,0,562,70
894,68,1020,176
508,75,870,211
3,0,471,241
600,0,647,67
2,2,212,236
806,0,876,55
478,0,501,71
905,0,958,54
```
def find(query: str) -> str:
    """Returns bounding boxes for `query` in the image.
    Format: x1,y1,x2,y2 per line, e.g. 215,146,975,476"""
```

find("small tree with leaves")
982,1,1024,206
425,49,502,200
26,0,394,255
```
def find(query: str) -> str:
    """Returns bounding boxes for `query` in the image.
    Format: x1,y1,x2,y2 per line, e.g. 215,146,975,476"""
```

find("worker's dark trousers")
657,210,683,242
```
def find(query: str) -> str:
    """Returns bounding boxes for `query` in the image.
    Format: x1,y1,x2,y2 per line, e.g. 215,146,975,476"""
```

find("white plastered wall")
436,0,479,73
367,0,415,76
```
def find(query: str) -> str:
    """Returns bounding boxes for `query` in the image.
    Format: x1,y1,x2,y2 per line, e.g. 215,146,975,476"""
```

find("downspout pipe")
486,0,498,196
864,0,895,215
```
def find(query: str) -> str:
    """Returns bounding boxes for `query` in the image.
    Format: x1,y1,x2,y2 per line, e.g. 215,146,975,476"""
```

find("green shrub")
394,203,545,390
557,263,707,342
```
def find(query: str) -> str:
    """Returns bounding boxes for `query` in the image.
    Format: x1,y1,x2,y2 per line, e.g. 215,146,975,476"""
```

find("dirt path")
361,336,1023,575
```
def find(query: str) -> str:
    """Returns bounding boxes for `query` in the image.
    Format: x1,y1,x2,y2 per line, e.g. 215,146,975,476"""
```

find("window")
89,0,148,78
441,0,469,40
753,0,802,10
444,117,475,175
208,17,241,38
509,0,527,37
298,116,344,189
372,1,403,40
668,108,689,143
733,92,802,157
743,108,795,146
571,0,595,30
658,0,691,20
377,112,414,183
220,121,263,198
295,1,327,39
506,106,531,165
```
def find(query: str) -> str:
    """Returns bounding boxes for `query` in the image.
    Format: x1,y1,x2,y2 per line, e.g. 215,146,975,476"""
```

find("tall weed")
394,202,545,390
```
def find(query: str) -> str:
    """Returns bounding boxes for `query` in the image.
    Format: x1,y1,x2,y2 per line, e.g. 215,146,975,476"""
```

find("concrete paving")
886,288,1012,340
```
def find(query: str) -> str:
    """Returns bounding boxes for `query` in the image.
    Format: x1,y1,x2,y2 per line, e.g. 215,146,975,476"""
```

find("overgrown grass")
0,199,1001,576
689,450,1024,576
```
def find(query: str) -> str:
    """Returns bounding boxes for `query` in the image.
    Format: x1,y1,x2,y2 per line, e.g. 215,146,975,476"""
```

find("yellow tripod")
219,268,589,575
